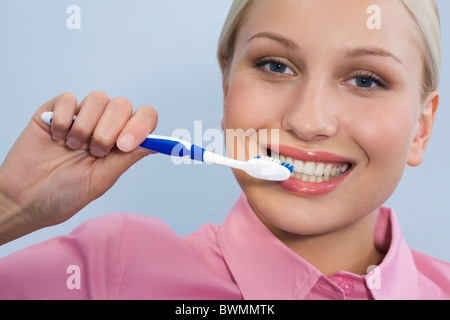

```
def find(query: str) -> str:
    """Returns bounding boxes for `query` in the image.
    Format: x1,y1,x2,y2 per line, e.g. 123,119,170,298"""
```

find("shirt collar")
218,193,323,299
218,193,420,300
368,206,420,299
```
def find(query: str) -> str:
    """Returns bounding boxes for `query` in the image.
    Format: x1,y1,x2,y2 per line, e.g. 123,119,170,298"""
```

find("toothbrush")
41,112,294,181
139,134,294,181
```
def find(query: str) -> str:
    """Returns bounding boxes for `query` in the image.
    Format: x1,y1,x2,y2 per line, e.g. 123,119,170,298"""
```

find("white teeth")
293,160,304,172
286,157,293,166
331,167,337,176
279,154,351,182
314,163,324,176
324,164,332,177
303,162,315,175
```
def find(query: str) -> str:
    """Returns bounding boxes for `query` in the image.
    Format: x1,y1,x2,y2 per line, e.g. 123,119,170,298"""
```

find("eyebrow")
246,32,299,50
345,48,403,65
247,32,403,64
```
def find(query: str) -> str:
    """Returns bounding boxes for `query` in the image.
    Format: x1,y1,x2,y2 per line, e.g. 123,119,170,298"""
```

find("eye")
255,58,295,76
352,77,376,88
346,72,388,90
263,62,294,75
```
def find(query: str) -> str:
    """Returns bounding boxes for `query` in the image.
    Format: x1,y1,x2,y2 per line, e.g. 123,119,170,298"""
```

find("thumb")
115,105,158,169
116,105,158,153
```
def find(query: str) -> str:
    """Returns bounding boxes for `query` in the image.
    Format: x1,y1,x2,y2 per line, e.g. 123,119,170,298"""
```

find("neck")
269,210,384,277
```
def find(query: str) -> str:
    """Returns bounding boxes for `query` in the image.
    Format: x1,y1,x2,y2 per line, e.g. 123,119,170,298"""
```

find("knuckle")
143,105,158,117
150,107,158,124
86,90,110,105
138,105,158,126
57,92,77,106
110,97,133,115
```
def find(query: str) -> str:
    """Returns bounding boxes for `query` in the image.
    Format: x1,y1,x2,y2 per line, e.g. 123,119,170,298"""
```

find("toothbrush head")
245,156,293,181
281,161,295,173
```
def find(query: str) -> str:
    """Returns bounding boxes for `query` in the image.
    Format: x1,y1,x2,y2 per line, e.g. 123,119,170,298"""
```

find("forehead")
237,0,418,61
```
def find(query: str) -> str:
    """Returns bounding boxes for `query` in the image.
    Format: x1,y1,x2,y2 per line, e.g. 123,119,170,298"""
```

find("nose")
282,78,339,142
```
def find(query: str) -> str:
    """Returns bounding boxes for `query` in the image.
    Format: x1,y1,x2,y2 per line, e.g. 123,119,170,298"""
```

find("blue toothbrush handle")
40,112,206,161
140,135,206,161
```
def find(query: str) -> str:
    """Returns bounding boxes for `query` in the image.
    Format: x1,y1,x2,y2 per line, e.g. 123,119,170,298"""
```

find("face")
221,0,438,236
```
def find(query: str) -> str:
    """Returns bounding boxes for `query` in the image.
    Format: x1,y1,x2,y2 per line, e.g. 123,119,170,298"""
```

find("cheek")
223,75,285,130
351,103,416,174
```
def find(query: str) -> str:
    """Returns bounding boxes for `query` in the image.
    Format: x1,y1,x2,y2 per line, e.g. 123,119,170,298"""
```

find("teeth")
314,163,324,176
303,162,315,175
279,154,351,182
293,160,303,172
341,164,350,173
324,164,332,177
331,167,337,176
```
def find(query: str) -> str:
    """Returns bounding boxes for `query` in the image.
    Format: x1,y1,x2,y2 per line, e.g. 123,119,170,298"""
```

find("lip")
269,145,354,164
267,144,355,197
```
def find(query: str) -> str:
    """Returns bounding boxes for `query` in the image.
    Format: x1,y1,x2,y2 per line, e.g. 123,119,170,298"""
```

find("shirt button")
339,280,354,295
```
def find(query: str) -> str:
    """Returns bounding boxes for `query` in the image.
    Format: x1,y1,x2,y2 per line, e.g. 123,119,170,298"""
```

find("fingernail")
90,146,106,158
118,134,135,152
67,137,81,149
53,130,64,141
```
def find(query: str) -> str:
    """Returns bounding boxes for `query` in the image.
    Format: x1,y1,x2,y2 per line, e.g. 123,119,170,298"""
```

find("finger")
51,93,78,141
90,97,133,157
117,105,158,152
66,91,110,150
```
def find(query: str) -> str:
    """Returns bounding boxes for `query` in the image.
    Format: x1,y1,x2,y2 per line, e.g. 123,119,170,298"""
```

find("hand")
0,91,158,243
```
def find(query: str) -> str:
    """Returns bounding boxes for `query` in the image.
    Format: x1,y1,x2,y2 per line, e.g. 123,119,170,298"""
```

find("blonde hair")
402,0,441,98
218,0,441,98
217,0,257,78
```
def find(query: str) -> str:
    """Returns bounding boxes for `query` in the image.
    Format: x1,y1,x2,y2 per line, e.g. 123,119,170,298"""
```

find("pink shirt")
0,193,449,299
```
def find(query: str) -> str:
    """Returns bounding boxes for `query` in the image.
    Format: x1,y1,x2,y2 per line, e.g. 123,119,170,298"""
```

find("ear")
407,91,439,167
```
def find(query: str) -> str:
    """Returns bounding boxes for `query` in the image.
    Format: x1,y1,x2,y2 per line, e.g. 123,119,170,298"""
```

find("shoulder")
68,212,178,253
71,212,169,237
0,213,177,299
411,249,450,299
103,214,240,299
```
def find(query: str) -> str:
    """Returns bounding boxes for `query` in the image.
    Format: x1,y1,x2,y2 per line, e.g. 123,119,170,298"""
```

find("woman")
0,0,448,299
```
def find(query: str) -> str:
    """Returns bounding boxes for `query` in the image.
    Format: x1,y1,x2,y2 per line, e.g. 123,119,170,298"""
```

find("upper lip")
267,144,355,166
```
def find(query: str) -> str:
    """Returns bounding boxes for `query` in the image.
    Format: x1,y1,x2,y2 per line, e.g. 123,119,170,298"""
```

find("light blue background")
0,1,449,263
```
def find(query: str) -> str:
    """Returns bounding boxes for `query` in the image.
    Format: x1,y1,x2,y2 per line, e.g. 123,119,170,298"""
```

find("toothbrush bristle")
254,155,294,173
283,162,295,173
247,155,293,181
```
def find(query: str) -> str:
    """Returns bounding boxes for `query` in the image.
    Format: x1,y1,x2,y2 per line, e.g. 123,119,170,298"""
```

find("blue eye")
256,59,295,75
347,73,387,90
354,77,375,88
264,62,294,74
